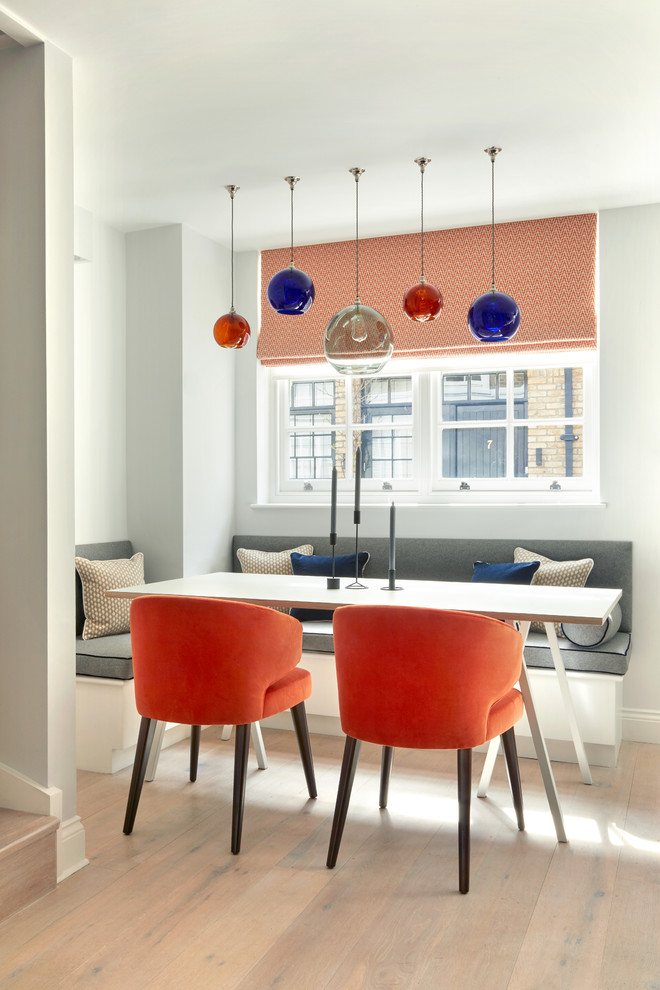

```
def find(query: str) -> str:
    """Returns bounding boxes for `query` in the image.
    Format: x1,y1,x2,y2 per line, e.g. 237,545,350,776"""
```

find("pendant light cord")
354,177,360,303
290,183,295,268
230,194,235,310
490,155,496,291
420,166,425,282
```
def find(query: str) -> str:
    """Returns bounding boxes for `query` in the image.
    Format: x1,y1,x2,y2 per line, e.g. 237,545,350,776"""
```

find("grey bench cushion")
75,541,135,679
523,630,631,675
76,632,134,679
300,622,631,676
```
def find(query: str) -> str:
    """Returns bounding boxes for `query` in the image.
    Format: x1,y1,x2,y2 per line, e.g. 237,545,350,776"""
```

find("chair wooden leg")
501,727,525,831
327,736,362,869
123,717,156,835
290,702,317,798
457,748,472,894
231,723,251,854
379,746,394,809
190,725,202,782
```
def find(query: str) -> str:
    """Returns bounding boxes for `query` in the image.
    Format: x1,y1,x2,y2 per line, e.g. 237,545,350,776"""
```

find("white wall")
125,225,184,580
233,207,660,740
181,225,236,574
0,42,77,817
74,211,128,542
125,224,234,580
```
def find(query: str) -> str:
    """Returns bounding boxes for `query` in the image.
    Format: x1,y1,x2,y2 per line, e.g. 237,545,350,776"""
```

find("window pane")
291,382,313,408
353,376,413,424
442,373,506,422
289,379,344,428
390,377,413,403
521,425,584,478
442,427,506,478
314,381,335,406
360,428,413,480
521,368,584,419
287,429,346,480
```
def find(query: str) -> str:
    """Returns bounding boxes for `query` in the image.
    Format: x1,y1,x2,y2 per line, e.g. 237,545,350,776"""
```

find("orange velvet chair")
123,595,317,853
326,605,525,893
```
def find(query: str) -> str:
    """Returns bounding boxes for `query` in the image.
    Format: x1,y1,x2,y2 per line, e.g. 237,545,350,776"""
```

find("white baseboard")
57,815,88,882
0,760,63,818
622,708,660,745
0,762,88,882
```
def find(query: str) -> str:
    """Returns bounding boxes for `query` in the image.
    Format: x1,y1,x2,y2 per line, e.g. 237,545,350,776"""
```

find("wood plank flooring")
0,728,658,989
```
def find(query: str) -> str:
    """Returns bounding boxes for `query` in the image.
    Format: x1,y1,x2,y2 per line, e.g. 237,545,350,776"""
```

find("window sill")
250,499,607,510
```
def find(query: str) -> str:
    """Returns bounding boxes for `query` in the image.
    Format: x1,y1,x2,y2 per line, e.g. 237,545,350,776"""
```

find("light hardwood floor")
0,728,659,989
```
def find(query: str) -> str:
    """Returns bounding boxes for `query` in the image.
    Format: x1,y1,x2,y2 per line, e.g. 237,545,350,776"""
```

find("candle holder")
382,500,403,590
327,532,340,590
345,509,367,589
381,569,403,591
327,466,340,589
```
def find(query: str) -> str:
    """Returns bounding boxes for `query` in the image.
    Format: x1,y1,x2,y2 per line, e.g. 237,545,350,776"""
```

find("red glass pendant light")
403,157,443,322
213,184,251,349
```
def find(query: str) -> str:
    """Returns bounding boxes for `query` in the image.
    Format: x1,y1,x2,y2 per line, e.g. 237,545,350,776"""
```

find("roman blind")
257,213,597,366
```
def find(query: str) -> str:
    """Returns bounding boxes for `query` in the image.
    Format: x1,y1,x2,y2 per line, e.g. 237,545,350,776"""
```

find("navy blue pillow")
290,551,370,622
471,560,540,585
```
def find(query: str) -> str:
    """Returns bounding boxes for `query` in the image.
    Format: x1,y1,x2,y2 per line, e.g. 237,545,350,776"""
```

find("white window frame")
262,350,599,505
271,363,420,501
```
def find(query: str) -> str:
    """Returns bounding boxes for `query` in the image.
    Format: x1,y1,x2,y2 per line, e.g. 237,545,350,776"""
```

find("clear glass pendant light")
324,167,393,376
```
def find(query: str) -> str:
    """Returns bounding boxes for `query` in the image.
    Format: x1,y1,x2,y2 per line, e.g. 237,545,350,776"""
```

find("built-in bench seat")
298,620,631,676
232,535,632,767
75,541,188,772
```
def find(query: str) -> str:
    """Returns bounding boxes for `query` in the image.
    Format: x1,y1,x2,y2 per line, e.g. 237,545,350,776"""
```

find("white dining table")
109,571,622,844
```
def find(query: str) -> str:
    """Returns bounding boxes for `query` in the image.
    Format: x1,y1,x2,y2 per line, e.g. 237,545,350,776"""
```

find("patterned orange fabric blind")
257,213,597,366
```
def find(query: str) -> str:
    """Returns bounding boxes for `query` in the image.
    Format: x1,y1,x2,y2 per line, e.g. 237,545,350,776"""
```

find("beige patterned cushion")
236,545,313,613
75,553,145,640
514,546,594,636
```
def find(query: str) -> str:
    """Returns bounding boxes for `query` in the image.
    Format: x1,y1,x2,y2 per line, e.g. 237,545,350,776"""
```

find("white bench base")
76,676,190,773
262,651,623,769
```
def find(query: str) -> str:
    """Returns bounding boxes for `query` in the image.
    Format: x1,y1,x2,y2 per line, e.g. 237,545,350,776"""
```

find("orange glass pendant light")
324,168,393,376
213,184,251,349
403,157,443,322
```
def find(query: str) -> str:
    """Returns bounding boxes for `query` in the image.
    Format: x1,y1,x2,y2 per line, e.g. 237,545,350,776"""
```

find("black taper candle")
330,466,337,539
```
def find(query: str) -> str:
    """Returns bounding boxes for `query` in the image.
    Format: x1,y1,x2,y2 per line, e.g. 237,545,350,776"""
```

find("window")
280,374,415,490
268,354,597,502
438,367,587,488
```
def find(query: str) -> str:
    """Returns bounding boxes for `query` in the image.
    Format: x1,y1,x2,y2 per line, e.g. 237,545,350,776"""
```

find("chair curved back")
332,605,523,750
130,595,303,725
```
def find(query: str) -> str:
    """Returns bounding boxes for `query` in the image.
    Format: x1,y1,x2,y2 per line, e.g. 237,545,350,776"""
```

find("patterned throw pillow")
514,546,594,636
236,545,313,613
75,553,145,640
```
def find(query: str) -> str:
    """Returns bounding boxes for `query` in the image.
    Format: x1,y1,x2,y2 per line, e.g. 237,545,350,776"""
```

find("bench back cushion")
232,536,632,633
75,540,134,637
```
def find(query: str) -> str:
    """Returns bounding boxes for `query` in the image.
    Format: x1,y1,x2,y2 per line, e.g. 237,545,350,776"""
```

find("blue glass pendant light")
468,147,521,343
267,176,315,315
324,168,393,376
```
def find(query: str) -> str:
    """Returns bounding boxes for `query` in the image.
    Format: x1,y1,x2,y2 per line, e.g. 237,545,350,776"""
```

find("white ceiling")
3,0,660,251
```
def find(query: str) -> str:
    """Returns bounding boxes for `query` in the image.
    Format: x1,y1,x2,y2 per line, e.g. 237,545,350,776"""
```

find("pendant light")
403,157,443,322
324,167,393,376
267,176,315,315
467,147,520,342
213,185,251,349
